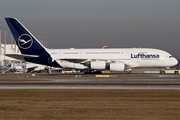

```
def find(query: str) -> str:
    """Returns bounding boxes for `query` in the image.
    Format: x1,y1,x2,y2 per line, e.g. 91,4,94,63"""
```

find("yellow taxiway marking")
96,75,110,77
96,75,118,77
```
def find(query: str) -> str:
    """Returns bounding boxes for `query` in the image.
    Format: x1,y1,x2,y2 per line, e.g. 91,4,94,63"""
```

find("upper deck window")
63,52,79,54
86,52,120,54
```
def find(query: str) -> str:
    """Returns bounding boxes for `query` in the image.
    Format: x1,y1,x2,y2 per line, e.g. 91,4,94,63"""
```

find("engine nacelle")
110,63,124,71
90,61,106,70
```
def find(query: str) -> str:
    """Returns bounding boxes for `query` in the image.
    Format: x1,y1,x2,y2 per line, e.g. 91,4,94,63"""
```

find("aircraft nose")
172,57,178,66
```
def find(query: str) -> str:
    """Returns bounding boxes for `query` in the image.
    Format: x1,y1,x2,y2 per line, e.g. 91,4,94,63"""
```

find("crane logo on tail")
18,34,33,49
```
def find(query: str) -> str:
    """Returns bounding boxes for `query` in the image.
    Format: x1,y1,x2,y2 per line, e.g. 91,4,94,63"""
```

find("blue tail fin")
5,18,60,67
5,18,47,55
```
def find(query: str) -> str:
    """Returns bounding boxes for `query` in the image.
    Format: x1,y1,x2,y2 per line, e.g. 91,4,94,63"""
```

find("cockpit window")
169,56,173,58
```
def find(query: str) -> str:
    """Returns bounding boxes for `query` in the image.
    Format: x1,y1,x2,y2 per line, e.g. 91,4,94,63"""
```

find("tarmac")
0,73,180,89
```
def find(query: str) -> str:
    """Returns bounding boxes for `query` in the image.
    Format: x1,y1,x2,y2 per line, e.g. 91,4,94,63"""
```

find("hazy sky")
0,0,180,56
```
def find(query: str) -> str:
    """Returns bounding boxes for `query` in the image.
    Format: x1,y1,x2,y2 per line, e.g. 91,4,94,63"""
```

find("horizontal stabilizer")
5,54,39,60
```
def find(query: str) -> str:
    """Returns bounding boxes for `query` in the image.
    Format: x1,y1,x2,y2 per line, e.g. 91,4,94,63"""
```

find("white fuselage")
47,48,178,69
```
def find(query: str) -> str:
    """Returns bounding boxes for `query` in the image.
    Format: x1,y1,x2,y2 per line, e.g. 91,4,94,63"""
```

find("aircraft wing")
5,54,39,60
58,58,102,64
58,58,140,68
59,58,124,64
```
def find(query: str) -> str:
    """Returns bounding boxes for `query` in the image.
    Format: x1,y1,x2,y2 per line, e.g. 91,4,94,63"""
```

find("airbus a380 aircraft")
5,18,178,73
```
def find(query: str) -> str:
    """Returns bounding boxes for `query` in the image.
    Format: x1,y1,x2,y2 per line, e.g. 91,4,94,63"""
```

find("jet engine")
109,63,124,71
90,61,106,69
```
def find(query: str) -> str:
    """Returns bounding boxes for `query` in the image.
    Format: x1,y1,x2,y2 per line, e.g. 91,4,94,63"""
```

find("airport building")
0,44,25,73
0,43,50,73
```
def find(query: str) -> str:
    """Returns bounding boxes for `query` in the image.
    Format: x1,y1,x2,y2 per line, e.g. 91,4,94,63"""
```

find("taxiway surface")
0,74,180,89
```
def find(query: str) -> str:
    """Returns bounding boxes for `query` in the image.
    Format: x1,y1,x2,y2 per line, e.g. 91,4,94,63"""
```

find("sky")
0,0,180,56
